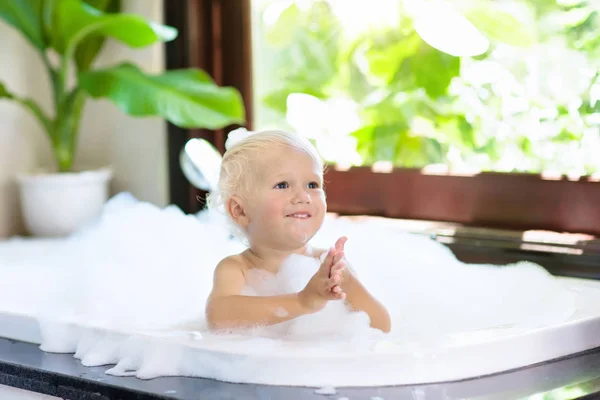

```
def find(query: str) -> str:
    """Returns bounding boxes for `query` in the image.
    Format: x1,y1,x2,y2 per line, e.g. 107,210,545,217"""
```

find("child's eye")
274,182,289,189
308,182,320,189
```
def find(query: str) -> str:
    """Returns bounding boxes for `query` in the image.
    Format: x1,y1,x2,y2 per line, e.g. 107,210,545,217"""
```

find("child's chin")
285,230,316,247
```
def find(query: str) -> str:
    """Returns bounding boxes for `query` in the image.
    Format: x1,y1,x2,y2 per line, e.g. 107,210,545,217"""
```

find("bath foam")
0,192,584,387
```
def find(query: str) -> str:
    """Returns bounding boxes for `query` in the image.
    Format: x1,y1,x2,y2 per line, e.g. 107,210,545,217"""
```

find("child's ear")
226,195,250,228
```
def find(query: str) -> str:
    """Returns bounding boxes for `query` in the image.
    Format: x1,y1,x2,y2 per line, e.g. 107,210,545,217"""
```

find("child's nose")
292,189,311,204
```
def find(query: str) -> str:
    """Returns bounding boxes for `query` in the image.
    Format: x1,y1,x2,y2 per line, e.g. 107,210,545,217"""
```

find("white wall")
0,0,168,238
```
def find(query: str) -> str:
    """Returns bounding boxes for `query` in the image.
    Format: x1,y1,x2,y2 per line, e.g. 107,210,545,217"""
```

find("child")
205,129,391,333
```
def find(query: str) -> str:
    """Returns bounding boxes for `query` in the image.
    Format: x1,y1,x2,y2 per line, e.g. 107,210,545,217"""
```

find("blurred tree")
255,0,600,175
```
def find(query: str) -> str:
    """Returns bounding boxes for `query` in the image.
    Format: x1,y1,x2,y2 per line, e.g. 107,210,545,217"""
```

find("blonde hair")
206,129,324,236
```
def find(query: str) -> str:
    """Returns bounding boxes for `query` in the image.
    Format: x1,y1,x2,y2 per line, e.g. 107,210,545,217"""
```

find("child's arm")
342,270,391,333
205,250,344,331
327,237,392,333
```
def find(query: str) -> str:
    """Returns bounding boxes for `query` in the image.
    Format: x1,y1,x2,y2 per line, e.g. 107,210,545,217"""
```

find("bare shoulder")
210,253,249,298
214,253,247,274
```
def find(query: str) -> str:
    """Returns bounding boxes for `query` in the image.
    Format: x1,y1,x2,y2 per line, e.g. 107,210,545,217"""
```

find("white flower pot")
17,168,113,237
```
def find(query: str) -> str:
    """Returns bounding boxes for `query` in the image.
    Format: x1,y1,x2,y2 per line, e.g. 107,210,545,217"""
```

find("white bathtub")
0,311,41,345
1,276,600,387
2,217,600,388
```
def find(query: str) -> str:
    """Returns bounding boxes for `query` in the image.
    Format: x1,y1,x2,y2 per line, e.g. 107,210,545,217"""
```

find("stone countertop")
1,338,600,399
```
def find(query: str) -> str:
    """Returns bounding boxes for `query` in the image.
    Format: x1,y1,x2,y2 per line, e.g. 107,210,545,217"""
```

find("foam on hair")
206,129,324,239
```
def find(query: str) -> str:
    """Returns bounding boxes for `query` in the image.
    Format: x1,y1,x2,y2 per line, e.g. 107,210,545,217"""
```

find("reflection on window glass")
251,0,600,175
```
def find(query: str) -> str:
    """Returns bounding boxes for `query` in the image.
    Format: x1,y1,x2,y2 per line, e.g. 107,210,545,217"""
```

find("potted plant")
0,0,244,236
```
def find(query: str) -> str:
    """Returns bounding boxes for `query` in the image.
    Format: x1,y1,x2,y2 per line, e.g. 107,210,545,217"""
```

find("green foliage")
259,0,600,175
0,0,46,50
0,82,12,99
52,0,177,56
0,0,245,172
460,2,537,47
79,63,245,129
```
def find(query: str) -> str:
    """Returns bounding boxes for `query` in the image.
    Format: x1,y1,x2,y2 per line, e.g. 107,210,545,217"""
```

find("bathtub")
0,214,600,387
0,311,41,345
1,272,600,387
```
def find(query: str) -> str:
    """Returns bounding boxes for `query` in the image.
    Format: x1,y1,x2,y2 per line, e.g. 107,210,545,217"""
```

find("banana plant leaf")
0,0,45,50
52,0,176,56
79,63,245,129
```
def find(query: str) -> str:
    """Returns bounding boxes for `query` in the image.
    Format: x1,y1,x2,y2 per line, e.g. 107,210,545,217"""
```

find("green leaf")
264,2,301,46
422,138,445,163
53,0,176,56
0,81,52,134
79,63,245,129
42,0,58,47
374,125,404,162
412,41,460,99
351,124,408,164
74,0,121,71
519,137,533,155
0,82,14,99
364,32,420,84
265,1,340,96
83,0,115,10
283,30,338,87
395,135,444,167
438,115,475,151
475,137,500,161
0,0,45,50
263,86,326,115
345,62,372,102
553,129,583,142
351,125,375,164
42,0,122,69
462,2,536,47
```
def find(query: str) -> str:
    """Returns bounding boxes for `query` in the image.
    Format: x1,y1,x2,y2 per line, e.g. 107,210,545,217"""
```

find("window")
252,0,600,175
165,0,600,244
248,0,600,237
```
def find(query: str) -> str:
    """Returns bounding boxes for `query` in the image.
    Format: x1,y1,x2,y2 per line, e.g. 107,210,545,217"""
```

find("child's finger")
335,236,347,252
331,260,345,274
328,252,343,278
319,248,335,275
332,252,343,265
326,274,340,288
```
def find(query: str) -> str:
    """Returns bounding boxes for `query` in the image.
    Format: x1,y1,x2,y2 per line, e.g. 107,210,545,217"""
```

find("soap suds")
273,307,289,318
0,193,579,387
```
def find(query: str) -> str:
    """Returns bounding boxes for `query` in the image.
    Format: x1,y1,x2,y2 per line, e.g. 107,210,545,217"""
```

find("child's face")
244,144,326,250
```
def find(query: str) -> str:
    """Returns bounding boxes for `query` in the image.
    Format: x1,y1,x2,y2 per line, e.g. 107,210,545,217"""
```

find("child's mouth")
287,213,311,219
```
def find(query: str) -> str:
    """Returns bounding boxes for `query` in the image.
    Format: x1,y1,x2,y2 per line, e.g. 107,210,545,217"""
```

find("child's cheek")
264,197,284,219
318,190,327,208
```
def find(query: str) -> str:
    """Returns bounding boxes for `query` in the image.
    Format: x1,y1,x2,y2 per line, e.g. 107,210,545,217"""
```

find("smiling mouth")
286,213,311,219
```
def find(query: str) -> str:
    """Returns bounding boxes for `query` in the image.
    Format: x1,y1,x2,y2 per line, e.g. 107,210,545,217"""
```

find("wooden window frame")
165,0,600,277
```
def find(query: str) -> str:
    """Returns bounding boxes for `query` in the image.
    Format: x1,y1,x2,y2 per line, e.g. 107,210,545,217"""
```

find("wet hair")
206,129,324,237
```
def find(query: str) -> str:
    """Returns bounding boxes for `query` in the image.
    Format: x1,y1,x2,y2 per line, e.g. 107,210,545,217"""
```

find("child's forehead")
254,145,321,177
260,144,315,164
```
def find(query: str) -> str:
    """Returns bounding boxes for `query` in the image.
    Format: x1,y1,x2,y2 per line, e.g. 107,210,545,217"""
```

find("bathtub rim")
1,277,600,387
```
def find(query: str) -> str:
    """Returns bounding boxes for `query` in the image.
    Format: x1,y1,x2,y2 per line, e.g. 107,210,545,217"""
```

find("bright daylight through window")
250,0,600,177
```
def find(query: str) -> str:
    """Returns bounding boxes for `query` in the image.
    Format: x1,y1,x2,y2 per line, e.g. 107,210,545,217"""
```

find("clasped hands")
298,236,349,312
